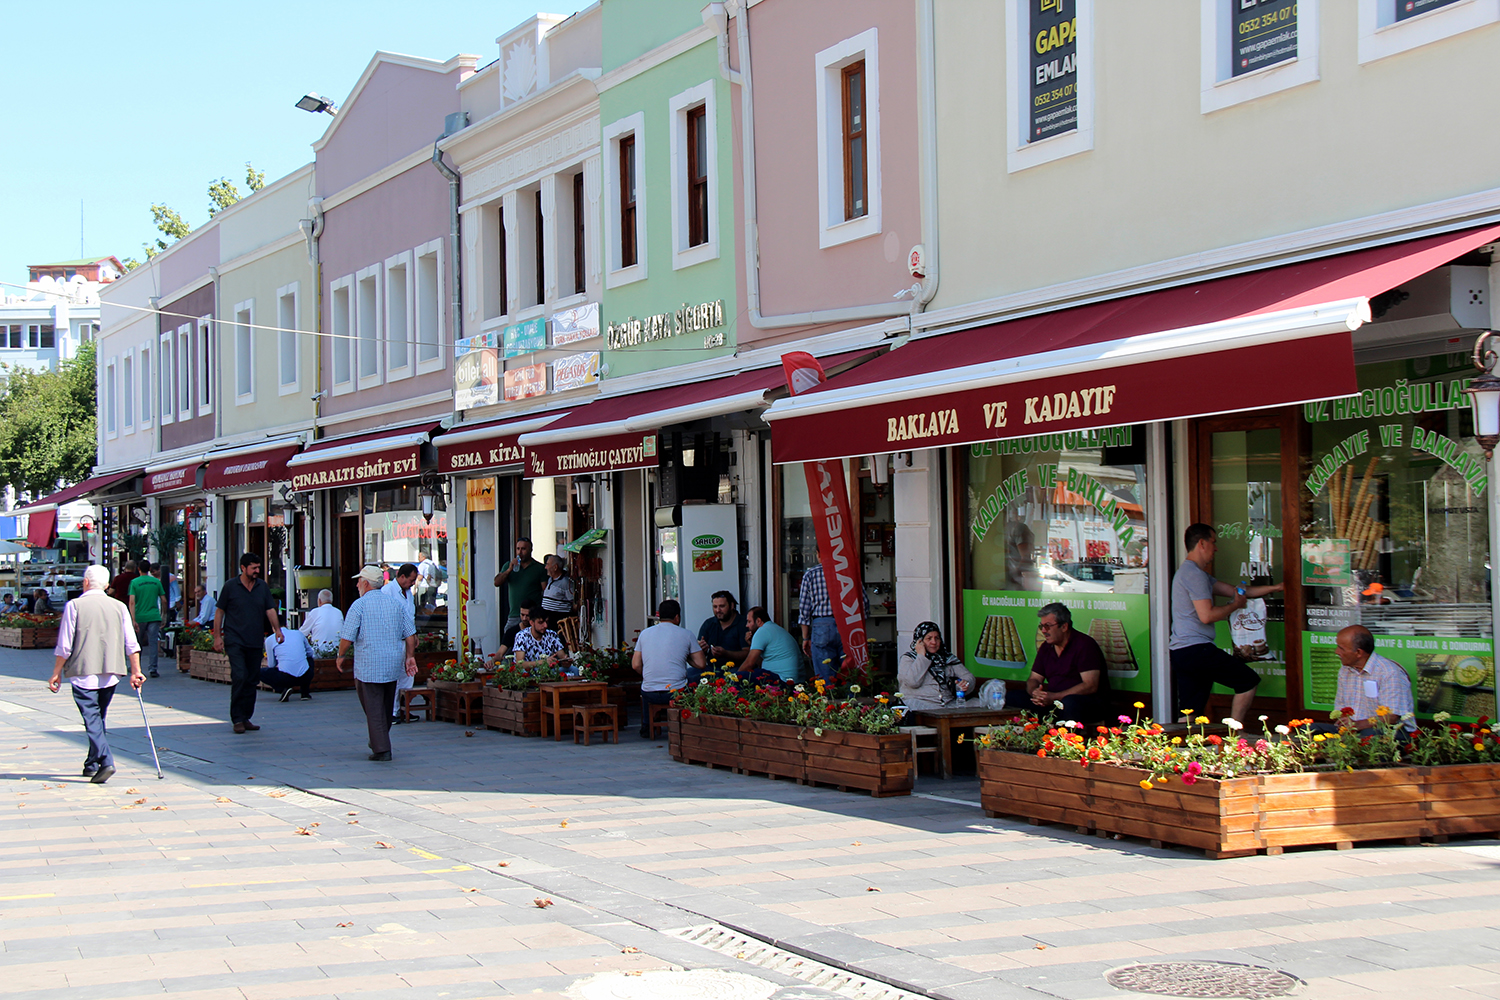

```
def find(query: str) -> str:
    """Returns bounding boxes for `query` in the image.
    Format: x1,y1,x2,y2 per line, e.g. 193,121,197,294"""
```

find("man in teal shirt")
740,606,803,683
127,559,167,678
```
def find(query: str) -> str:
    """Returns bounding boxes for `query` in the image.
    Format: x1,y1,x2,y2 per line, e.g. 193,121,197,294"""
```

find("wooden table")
903,706,1020,779
539,680,609,741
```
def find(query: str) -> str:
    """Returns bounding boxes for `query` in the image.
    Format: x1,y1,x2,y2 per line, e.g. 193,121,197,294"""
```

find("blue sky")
0,1,585,287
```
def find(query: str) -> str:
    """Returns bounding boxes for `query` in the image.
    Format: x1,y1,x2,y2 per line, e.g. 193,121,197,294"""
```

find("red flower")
1340,706,1355,716
1087,747,1100,760
680,709,691,719
1207,734,1223,746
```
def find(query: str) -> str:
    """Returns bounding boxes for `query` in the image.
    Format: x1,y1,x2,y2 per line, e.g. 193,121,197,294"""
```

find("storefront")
203,439,304,615
765,224,1500,723
142,458,208,620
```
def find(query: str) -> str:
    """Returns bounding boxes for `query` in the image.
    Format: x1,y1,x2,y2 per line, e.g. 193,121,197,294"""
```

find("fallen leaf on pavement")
294,827,313,836
851,841,862,846
347,811,358,816
348,820,359,825
375,842,394,849
267,790,287,798
559,820,568,828
495,861,510,867
151,806,167,811
134,798,147,804
464,730,474,737
18,745,25,749
866,886,881,892
309,822,320,828
126,787,141,794
533,898,553,908
216,797,232,803
461,887,479,893
624,970,643,977
621,947,640,954
336,922,353,928
1034,944,1047,950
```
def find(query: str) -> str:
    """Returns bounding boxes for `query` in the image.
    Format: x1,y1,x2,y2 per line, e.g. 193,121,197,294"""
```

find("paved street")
3,648,1500,1000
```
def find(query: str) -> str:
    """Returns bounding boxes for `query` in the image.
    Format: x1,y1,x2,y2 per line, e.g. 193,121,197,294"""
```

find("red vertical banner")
782,353,869,677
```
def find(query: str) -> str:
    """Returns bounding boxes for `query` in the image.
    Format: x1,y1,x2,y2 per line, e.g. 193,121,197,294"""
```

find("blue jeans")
137,621,160,673
810,617,842,681
72,683,117,770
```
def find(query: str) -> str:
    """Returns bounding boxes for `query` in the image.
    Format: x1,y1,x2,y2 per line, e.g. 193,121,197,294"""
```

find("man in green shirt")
127,559,167,678
493,536,546,632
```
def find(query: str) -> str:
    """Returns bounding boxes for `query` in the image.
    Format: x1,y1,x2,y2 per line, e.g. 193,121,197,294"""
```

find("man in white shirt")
382,563,419,723
263,628,315,702
632,599,705,740
415,550,438,609
192,584,217,627
300,589,345,650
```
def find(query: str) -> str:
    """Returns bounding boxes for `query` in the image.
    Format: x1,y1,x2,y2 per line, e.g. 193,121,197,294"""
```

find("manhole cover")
1105,962,1304,998
572,969,778,1000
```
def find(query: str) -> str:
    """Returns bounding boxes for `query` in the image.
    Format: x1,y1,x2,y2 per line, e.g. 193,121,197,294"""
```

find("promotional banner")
455,333,500,410
552,302,600,347
456,526,470,654
503,364,547,401
1029,0,1078,142
1234,0,1298,76
552,351,601,392
504,317,547,358
783,352,868,677
962,589,1151,693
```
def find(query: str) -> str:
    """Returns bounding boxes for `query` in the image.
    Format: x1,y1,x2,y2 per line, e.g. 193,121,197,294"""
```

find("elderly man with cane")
48,565,145,784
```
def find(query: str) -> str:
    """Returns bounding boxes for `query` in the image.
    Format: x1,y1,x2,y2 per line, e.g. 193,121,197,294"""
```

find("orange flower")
1138,779,1153,790
1036,749,1048,758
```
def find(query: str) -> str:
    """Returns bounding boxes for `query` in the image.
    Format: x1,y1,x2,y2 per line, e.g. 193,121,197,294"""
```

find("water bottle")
956,686,967,703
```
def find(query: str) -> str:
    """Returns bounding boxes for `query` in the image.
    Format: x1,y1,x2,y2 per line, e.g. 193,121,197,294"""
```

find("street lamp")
295,93,338,116
419,471,448,525
1463,331,1500,460
277,485,306,526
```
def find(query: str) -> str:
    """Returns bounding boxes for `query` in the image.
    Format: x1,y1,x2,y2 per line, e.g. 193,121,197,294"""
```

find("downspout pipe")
913,0,940,320
300,197,325,438
431,140,463,352
721,2,912,331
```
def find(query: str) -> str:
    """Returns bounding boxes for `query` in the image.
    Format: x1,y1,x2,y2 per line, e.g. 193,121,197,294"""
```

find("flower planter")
188,649,232,683
431,678,486,724
0,627,59,649
975,749,1484,858
412,650,447,685
671,713,913,797
482,686,543,736
177,646,192,672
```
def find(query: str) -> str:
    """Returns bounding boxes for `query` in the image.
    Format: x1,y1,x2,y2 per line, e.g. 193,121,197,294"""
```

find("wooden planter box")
431,678,486,723
482,686,543,736
412,650,447,685
188,649,232,683
177,646,192,672
977,750,1500,858
0,627,59,649
671,713,913,797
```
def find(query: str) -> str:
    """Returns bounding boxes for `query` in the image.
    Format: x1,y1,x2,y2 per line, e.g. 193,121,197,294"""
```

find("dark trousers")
1005,686,1106,726
225,644,261,724
356,680,397,754
640,688,674,738
260,666,312,698
72,684,116,769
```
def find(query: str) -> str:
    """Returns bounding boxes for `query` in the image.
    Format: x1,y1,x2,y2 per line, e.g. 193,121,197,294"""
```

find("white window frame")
196,315,213,416
414,239,446,375
1006,0,1095,173
176,323,193,421
104,357,118,439
157,332,173,425
815,29,882,249
233,300,255,405
138,344,152,429
330,274,355,397
603,112,647,288
122,349,135,434
277,281,300,395
355,263,384,390
1200,0,1320,114
384,251,414,382
668,81,719,270
1358,0,1499,62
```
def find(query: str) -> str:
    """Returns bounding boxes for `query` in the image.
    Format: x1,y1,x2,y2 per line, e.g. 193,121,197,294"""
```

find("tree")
129,163,268,266
208,162,267,217
0,340,97,498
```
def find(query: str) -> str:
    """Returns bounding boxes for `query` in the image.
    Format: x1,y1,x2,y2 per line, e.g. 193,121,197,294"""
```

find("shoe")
279,689,293,703
91,764,116,784
368,751,392,761
82,765,98,778
233,722,247,734
300,694,312,701
148,670,159,678
391,715,405,725
242,721,260,731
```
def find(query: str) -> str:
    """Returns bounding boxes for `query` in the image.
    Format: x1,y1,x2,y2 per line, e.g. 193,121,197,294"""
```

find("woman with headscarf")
898,621,976,710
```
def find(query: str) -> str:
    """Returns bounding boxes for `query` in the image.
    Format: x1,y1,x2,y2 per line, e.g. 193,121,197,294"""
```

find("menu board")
1029,0,1078,143
454,333,499,410
1234,0,1298,77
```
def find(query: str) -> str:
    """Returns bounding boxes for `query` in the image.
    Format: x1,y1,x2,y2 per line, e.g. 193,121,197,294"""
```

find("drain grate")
572,969,778,1000
1105,961,1304,998
669,924,926,1000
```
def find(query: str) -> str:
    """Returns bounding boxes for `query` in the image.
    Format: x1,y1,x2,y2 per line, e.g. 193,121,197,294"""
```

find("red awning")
14,468,143,514
435,412,567,476
520,350,879,477
765,224,1500,463
25,509,55,548
204,445,300,490
143,461,204,495
286,422,441,491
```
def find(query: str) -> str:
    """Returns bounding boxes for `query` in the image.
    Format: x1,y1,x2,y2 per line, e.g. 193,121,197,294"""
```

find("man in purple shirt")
1006,602,1108,723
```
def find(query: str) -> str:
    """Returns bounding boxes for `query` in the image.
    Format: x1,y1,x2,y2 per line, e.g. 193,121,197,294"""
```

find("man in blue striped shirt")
337,565,417,761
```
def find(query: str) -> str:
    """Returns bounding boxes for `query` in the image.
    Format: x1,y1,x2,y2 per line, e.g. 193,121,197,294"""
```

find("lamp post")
295,93,338,116
419,471,447,525
1462,331,1500,460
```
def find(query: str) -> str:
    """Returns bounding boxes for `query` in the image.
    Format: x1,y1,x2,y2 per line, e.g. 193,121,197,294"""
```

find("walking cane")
133,685,165,780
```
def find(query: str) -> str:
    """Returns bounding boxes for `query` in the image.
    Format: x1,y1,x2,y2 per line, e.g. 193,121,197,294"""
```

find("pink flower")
1181,772,1198,785
1117,715,1132,724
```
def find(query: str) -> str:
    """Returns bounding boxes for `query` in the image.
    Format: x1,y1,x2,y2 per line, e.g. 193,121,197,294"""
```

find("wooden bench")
573,704,619,745
647,703,671,739
400,686,434,723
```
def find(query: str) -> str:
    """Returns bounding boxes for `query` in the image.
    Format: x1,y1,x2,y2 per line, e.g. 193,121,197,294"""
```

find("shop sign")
289,447,421,491
204,446,298,490
552,351,600,392
504,317,547,358
606,299,724,350
457,525,471,653
439,434,525,475
1301,538,1352,588
551,302,600,347
466,477,496,512
455,333,501,410
963,589,1151,693
144,464,200,495
1397,0,1465,20
527,431,658,478
1234,0,1297,76
1029,0,1078,142
503,364,548,401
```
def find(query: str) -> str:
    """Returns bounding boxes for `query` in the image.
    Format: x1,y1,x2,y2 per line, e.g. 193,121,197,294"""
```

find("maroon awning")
143,462,203,495
286,422,441,491
26,509,55,548
435,413,566,476
13,468,143,514
204,445,299,490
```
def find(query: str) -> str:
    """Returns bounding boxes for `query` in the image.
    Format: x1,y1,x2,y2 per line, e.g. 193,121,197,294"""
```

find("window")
414,239,444,374
1005,0,1094,171
603,112,646,286
534,188,546,306
158,332,173,424
122,352,134,432
104,359,118,437
139,345,152,427
356,264,382,387
177,323,192,418
573,171,586,296
331,275,353,394
1200,0,1319,113
234,302,254,403
197,316,213,414
385,253,412,380
669,81,718,268
277,282,299,394
816,30,882,246
483,203,509,321
27,324,55,349
3,326,19,349
1358,0,1500,63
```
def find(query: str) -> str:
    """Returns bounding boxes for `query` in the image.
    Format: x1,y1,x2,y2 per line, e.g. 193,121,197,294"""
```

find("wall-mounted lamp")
419,470,448,524
295,92,338,116
868,454,891,487
277,485,308,526
186,508,204,533
574,478,594,507
1462,331,1500,460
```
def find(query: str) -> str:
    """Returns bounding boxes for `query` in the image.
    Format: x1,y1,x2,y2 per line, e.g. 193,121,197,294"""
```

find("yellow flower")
1376,705,1391,716
1156,776,1169,784
1313,734,1326,742
1195,716,1210,725
1133,701,1145,709
1138,779,1153,790
1476,742,1485,751
1170,736,1182,745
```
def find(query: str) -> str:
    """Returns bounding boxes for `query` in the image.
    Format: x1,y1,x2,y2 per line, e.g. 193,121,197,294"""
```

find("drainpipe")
431,140,463,347
300,197,325,438
913,0,940,321
207,266,221,440
721,2,912,331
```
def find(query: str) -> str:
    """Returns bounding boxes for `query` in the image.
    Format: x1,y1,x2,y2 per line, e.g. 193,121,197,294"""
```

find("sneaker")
91,764,116,784
368,751,392,762
148,670,160,678
279,689,293,703
300,694,312,701
82,765,98,778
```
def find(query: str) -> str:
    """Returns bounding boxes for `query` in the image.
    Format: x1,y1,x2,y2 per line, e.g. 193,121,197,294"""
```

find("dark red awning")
204,445,300,490
13,468,143,514
286,422,441,491
143,461,203,495
26,509,55,548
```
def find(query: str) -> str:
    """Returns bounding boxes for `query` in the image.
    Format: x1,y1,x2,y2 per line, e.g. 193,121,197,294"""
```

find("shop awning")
25,509,55,548
143,459,205,495
435,412,568,476
204,439,302,490
285,421,442,491
13,468,144,514
765,224,1500,463
519,350,880,477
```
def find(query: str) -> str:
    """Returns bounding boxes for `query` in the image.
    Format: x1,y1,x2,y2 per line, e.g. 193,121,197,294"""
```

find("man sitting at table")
737,606,800,684
633,599,706,739
512,608,570,671
1005,602,1108,723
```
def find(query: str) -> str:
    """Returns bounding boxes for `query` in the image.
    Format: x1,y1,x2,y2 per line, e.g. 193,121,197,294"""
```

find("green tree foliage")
137,163,268,265
0,340,98,498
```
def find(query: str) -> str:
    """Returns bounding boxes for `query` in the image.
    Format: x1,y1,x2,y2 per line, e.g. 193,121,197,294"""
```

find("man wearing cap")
337,565,417,761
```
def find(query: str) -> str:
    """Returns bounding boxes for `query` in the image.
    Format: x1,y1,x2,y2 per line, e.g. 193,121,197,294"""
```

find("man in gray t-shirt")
632,599,707,739
1168,523,1283,725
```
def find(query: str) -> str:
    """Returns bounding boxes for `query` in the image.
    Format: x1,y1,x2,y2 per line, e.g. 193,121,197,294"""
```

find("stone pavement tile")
1382,906,1500,931
1330,964,1500,994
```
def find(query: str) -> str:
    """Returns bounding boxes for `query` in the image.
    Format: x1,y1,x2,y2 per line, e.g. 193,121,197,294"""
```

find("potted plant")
0,611,62,649
481,657,565,736
429,654,489,723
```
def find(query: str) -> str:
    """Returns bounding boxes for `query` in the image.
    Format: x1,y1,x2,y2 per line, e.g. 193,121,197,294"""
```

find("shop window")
816,29,881,247
3,325,19,349
197,316,213,414
158,331,173,424
1358,0,1498,64
1300,354,1494,722
356,264,382,387
231,497,291,614
104,358,118,437
963,425,1151,697
330,275,353,394
483,203,508,321
234,302,254,403
177,323,192,418
1200,0,1320,114
385,251,412,380
572,170,586,296
277,282,299,393
668,81,717,269
122,352,134,432
415,239,444,373
603,113,645,285
1005,0,1095,172
364,485,450,617
140,344,153,427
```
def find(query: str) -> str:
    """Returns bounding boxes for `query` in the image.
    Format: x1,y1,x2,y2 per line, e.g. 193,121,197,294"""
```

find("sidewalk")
3,648,1499,999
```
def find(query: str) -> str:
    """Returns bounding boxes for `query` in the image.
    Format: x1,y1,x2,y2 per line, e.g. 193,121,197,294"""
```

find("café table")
903,705,1020,779
539,680,609,740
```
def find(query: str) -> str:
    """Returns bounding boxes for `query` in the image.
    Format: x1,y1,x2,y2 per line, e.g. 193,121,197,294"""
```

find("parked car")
1038,561,1115,593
